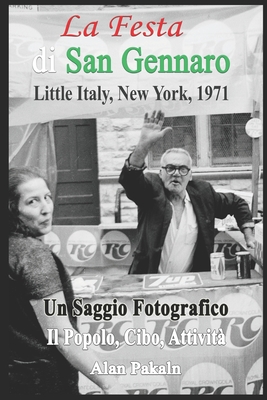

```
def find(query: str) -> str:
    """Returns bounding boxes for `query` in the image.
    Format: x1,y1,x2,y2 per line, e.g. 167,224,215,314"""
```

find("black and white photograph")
8,5,263,395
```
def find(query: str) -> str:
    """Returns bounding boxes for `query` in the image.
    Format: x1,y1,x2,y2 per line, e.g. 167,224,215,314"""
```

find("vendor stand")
43,222,263,394
73,270,263,395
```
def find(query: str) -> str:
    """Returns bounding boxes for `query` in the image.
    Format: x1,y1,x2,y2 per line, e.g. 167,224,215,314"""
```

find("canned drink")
210,252,226,280
235,251,251,279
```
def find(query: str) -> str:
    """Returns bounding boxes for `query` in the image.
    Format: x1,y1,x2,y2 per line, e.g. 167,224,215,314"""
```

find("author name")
90,360,181,375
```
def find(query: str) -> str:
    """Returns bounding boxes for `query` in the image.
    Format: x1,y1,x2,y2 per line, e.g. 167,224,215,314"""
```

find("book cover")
8,5,263,395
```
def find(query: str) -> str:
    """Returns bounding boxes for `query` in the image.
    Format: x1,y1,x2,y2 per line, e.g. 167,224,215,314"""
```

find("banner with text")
9,5,262,125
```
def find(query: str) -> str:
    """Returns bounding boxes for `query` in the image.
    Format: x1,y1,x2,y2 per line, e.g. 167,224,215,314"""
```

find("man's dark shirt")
119,164,254,274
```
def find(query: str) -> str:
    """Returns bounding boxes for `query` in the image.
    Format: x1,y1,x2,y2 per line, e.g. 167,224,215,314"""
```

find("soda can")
235,251,251,279
210,252,225,280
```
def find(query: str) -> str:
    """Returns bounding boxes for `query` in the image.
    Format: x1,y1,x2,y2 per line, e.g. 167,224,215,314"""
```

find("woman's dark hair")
9,167,50,236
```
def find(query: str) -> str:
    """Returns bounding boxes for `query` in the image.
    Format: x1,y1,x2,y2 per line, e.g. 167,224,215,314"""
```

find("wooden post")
251,106,260,217
251,137,260,217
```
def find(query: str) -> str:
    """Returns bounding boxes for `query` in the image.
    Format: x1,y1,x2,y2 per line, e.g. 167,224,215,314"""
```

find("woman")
8,167,127,395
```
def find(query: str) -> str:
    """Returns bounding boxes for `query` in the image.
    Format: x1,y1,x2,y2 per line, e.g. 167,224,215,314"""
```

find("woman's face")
17,177,54,237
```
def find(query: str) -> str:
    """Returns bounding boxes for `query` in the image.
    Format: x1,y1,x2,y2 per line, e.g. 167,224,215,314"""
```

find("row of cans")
210,251,251,280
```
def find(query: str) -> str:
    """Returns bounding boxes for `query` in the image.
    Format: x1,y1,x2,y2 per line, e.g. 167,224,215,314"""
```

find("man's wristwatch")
125,153,147,171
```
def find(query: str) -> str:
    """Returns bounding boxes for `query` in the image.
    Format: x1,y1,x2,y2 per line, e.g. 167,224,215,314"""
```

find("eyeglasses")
161,164,191,176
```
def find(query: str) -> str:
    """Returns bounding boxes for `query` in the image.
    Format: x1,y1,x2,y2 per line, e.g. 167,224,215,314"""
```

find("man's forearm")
242,226,255,249
129,143,150,167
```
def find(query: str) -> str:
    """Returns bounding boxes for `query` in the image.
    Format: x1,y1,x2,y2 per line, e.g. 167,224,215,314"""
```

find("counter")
42,224,263,393
73,270,263,395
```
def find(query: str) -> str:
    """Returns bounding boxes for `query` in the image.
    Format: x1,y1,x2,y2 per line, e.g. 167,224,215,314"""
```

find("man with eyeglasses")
119,110,255,274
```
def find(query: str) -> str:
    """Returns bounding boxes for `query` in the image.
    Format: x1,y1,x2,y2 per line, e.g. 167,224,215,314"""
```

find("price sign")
245,118,262,138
